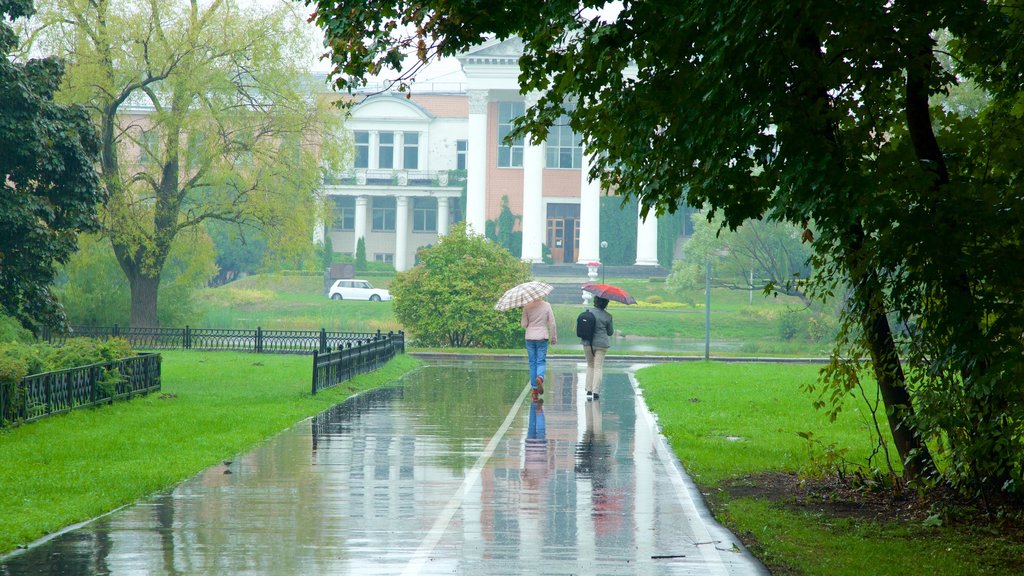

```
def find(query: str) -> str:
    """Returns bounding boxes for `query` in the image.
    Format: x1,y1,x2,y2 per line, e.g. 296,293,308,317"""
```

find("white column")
354,195,368,252
437,196,450,236
466,90,488,235
369,131,379,169
395,131,405,170
576,150,601,264
395,196,410,272
521,93,544,263
635,204,660,266
521,136,545,263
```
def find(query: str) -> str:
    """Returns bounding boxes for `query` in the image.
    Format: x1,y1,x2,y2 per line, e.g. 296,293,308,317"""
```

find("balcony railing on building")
325,169,466,188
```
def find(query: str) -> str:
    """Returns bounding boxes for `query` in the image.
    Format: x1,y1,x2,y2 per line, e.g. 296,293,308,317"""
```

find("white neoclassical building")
322,37,661,272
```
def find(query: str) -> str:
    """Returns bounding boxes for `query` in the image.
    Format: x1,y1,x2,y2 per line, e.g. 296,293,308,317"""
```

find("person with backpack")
578,296,613,399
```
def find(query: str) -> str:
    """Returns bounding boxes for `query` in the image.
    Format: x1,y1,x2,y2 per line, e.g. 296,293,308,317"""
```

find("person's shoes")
586,391,594,400
536,375,544,395
531,388,539,401
592,393,600,400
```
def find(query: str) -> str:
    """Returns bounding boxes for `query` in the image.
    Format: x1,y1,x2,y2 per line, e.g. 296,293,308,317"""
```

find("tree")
309,1,1024,495
0,0,104,333
33,0,343,327
390,222,529,348
354,237,367,272
57,231,216,327
669,213,813,302
486,195,521,257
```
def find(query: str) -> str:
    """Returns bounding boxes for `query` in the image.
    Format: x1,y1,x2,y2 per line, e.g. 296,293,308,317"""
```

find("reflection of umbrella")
582,283,637,305
495,281,554,311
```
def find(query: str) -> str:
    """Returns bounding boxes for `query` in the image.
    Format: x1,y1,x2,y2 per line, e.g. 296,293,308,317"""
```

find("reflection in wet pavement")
1,361,766,575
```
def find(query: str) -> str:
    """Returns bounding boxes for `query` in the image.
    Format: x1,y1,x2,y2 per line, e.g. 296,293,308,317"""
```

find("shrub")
777,310,807,341
0,315,32,344
391,223,529,348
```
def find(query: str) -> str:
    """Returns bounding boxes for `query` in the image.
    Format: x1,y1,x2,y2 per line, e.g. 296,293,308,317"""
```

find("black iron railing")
43,325,395,355
311,332,405,395
1,353,161,427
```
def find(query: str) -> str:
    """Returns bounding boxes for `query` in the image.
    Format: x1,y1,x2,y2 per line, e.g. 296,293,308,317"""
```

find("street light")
600,241,608,283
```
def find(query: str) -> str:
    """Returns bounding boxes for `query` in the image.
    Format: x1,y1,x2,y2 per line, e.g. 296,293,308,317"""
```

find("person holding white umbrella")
496,281,557,401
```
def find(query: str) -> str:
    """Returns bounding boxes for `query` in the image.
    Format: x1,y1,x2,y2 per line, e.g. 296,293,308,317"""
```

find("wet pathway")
2,360,767,575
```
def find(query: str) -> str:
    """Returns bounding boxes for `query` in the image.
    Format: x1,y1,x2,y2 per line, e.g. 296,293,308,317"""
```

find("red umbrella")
582,283,637,305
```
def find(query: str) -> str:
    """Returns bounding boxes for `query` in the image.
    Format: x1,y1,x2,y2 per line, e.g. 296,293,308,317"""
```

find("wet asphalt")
1,359,768,575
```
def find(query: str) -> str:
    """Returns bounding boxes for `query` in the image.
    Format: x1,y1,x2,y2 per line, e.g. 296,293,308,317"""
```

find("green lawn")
636,362,1024,576
195,273,832,356
0,351,420,555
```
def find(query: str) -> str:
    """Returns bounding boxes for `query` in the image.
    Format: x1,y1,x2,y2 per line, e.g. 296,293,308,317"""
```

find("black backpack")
576,308,596,341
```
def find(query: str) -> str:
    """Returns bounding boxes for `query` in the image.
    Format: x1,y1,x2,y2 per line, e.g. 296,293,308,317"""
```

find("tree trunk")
861,299,935,481
128,270,161,328
845,225,936,482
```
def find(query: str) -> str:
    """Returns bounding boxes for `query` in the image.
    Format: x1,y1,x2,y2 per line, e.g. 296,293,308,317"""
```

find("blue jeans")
525,339,549,389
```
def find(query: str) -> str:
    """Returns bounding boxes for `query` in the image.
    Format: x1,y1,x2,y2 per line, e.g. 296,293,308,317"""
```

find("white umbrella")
494,281,554,311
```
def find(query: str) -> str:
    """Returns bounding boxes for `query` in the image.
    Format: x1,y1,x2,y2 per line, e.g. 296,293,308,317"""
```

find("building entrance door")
546,204,580,264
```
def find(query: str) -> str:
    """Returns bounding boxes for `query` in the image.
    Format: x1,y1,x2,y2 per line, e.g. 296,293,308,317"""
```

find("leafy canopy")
31,0,344,326
309,0,1024,495
0,0,104,332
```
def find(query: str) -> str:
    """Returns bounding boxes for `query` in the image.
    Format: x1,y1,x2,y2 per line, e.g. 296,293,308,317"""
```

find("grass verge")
0,351,419,556
636,362,1024,576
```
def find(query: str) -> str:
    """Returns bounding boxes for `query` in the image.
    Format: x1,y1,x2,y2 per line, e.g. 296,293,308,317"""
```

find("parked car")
328,279,392,302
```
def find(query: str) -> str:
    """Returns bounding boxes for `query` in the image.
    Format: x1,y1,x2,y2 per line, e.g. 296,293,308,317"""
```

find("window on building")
545,115,582,169
497,102,524,168
372,197,396,231
456,139,467,170
354,131,369,168
378,132,394,169
403,133,419,170
374,253,394,264
332,196,355,231
413,197,437,232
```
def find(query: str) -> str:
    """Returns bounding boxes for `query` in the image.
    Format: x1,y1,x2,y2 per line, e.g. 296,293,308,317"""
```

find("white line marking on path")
400,384,532,576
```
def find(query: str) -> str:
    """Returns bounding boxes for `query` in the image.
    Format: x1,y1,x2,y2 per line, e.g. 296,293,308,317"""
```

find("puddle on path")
2,360,765,576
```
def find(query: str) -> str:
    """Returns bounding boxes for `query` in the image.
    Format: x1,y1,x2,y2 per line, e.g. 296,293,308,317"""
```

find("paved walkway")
1,359,768,575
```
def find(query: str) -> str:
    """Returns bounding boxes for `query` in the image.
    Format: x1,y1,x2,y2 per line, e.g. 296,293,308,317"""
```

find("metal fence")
43,325,394,355
1,353,162,427
311,332,405,395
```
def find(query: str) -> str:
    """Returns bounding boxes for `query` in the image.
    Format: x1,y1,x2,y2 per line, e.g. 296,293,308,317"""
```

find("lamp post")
600,241,608,283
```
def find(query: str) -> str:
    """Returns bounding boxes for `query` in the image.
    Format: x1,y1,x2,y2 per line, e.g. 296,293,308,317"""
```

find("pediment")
350,94,434,121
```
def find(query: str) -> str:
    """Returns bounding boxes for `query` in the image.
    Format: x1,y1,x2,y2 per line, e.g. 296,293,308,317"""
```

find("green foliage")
57,232,217,327
355,237,368,272
390,223,529,347
0,0,104,333
485,195,521,257
669,213,813,300
0,314,33,344
206,220,268,276
321,235,334,271
31,0,344,326
305,0,1024,496
0,337,135,422
599,195,637,265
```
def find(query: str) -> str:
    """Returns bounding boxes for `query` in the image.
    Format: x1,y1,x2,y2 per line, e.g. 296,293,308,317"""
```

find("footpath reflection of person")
524,399,548,480
522,298,557,401
521,398,550,548
575,399,624,538
582,296,613,400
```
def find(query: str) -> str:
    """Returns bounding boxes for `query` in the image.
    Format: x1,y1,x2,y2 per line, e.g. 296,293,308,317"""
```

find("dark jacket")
584,307,613,349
